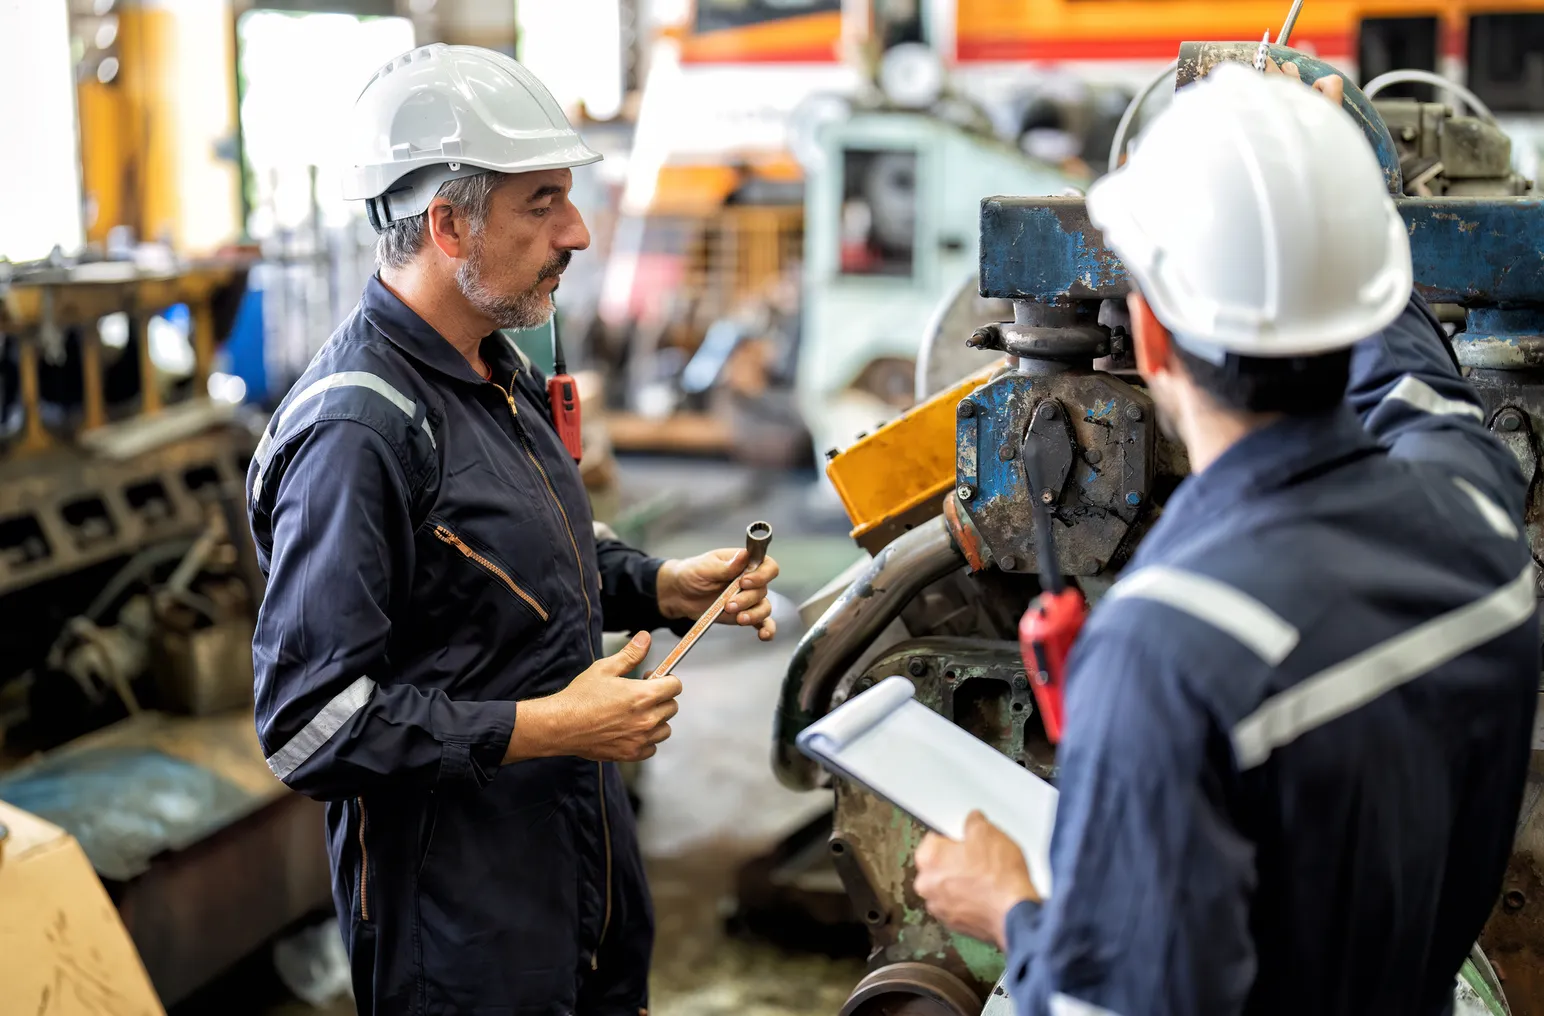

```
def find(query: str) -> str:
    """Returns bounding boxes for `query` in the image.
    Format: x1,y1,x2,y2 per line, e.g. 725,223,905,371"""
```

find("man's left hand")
914,811,1041,950
656,549,780,640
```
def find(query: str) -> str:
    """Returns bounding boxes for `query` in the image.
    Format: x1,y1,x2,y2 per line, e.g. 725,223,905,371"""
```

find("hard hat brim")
342,142,603,204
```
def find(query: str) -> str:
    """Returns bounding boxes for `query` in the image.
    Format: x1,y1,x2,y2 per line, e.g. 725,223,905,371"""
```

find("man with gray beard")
246,45,781,1015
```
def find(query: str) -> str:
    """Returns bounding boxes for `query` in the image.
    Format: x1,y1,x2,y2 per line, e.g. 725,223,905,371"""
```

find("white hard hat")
342,43,601,229
1086,63,1412,358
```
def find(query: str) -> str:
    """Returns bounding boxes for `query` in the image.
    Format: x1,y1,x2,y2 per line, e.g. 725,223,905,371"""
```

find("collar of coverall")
361,273,522,386
1162,404,1382,520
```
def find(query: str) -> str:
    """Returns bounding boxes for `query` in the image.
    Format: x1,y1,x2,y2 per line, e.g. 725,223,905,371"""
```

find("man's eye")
532,206,551,218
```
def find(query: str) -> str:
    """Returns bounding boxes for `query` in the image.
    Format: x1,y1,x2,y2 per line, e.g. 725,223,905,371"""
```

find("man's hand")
656,549,781,640
914,811,1041,951
1263,57,1345,107
507,632,682,763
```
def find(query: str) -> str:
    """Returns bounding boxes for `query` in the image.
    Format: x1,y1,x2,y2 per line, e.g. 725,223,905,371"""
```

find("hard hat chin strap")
362,162,490,234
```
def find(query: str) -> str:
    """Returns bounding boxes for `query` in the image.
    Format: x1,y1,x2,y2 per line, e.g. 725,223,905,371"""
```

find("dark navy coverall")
248,277,681,1015
1004,295,1539,1015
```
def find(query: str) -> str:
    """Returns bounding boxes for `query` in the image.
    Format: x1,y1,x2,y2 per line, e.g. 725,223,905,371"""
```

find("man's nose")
559,207,591,253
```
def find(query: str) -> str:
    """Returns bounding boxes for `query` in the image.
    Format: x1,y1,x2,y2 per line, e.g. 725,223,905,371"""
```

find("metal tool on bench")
650,521,773,680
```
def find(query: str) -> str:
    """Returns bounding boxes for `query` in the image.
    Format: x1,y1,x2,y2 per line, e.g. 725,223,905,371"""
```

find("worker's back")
1008,295,1538,1015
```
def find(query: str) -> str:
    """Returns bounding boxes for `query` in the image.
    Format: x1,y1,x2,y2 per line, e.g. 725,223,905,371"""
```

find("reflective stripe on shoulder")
265,676,377,782
1453,476,1520,539
1232,564,1535,770
1050,994,1124,1016
1383,375,1484,421
1105,566,1300,665
251,371,435,500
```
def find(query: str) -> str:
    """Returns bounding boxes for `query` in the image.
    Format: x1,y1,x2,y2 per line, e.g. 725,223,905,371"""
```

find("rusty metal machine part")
774,516,966,790
1379,100,1532,198
828,639,1049,1003
652,521,771,680
1483,764,1544,1011
839,962,984,1016
954,371,1158,577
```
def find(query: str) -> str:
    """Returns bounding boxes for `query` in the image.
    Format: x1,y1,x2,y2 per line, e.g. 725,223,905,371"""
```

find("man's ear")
424,199,468,260
1128,291,1173,377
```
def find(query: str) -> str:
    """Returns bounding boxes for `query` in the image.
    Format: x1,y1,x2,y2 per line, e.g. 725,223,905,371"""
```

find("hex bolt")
1085,448,1103,464
907,658,927,677
999,445,1017,461
958,400,977,419
1000,555,1018,570
1125,403,1144,422
1013,672,1029,691
957,483,975,502
1505,889,1527,912
1498,409,1525,433
1126,491,1142,506
1040,402,1059,419
1040,488,1055,504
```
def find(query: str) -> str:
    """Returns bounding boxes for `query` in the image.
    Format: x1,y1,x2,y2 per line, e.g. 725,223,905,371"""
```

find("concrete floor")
200,460,872,1016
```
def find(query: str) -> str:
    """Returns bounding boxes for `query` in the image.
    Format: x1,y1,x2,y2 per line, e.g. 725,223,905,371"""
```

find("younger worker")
912,63,1538,1014
248,45,779,1015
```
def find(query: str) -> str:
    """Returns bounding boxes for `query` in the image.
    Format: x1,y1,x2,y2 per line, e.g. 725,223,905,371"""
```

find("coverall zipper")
431,524,550,621
497,377,613,964
357,798,370,921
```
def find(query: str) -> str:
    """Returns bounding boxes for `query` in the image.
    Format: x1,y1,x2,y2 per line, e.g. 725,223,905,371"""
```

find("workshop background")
2,1,1544,1014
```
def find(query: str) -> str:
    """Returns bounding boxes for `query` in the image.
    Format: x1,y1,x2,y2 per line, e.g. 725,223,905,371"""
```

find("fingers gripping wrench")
650,522,773,681
1017,438,1088,744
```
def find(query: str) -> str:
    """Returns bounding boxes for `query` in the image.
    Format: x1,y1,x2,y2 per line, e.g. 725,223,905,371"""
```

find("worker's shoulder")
255,311,441,494
273,309,440,433
1079,522,1343,701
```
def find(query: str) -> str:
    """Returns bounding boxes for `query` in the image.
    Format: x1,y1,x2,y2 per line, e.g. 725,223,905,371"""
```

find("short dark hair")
1173,344,1351,415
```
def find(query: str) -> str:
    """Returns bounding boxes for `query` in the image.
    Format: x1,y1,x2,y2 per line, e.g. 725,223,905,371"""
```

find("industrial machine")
0,258,331,1008
774,43,1543,1016
796,106,1081,464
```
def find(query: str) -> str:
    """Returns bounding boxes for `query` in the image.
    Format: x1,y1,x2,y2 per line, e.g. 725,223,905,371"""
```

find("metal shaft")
1278,0,1307,49
651,521,773,680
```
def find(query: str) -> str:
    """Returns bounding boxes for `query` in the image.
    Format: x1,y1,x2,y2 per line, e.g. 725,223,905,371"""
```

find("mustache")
538,250,573,281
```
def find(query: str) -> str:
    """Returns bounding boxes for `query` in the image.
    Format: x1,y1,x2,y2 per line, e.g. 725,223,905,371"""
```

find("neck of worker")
1174,396,1283,476
378,262,496,370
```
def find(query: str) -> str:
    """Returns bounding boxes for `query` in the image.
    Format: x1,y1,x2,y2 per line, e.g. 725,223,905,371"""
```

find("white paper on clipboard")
796,676,1059,897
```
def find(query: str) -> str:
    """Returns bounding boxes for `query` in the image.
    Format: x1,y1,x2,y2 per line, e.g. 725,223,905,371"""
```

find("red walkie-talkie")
1017,436,1088,744
546,310,583,463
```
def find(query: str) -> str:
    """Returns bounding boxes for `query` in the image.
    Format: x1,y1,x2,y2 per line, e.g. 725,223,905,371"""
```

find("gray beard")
457,242,564,330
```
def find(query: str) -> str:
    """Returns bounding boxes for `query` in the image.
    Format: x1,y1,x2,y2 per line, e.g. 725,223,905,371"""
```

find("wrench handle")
650,522,774,681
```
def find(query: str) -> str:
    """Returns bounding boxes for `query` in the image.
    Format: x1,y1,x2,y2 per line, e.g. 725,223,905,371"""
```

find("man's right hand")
505,632,682,763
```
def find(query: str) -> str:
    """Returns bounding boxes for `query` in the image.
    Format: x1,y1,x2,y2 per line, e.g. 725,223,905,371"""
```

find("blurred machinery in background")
0,257,331,1008
766,43,1541,1016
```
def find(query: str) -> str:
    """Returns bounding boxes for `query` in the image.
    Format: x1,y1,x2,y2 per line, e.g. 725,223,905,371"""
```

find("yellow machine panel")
826,362,1001,553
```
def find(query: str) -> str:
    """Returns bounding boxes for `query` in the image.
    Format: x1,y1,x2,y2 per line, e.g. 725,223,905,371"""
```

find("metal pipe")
1362,69,1497,124
772,515,965,789
1277,0,1307,48
1107,59,1179,172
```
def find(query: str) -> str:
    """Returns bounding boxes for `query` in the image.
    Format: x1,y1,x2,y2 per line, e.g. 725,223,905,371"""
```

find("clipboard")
796,675,1059,896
